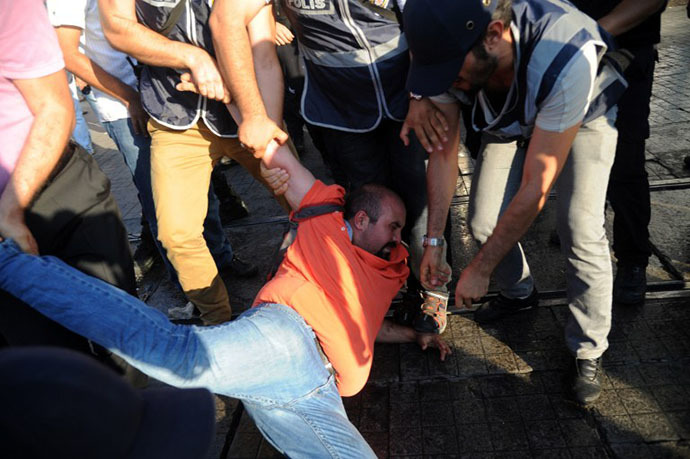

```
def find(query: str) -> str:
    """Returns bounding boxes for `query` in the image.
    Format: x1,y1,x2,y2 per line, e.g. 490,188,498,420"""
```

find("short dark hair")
344,184,402,223
470,0,512,56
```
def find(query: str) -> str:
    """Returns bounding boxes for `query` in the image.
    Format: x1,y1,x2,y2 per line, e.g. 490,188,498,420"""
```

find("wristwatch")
422,235,445,248
409,91,424,101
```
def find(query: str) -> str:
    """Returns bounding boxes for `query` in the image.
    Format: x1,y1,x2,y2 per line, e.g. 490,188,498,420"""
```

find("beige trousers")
149,119,288,324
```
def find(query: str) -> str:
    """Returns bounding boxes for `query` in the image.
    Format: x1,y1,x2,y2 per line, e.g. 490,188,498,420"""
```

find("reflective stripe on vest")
284,0,410,131
471,0,626,141
135,0,238,137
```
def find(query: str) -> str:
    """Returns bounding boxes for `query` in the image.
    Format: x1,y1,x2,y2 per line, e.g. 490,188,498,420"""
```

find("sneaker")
474,288,538,324
167,301,196,320
568,357,604,405
613,264,646,305
222,255,258,278
413,291,450,334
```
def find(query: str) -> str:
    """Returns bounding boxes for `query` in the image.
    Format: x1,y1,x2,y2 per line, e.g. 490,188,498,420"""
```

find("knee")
156,216,205,252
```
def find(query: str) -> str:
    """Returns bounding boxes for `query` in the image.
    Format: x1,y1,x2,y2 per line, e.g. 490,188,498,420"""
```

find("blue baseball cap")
404,0,498,96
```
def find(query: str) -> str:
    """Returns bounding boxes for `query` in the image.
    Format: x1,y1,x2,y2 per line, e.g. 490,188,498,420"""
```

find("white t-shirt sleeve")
46,0,88,29
535,41,599,133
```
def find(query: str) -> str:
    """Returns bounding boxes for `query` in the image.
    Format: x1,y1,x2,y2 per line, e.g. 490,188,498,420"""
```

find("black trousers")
608,45,657,267
0,145,136,371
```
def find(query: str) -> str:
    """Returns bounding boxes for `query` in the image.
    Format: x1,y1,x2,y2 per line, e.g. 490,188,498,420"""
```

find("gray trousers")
468,114,617,359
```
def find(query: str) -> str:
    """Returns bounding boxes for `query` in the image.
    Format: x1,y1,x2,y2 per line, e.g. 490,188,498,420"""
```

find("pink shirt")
0,0,65,193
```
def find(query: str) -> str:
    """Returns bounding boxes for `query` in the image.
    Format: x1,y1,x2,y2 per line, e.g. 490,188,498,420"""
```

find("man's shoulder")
298,181,346,210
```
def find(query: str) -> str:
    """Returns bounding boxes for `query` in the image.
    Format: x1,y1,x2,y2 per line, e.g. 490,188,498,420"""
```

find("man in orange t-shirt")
0,140,450,457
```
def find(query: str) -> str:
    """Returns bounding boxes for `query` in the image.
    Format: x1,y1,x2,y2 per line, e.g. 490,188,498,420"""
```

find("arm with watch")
418,100,462,290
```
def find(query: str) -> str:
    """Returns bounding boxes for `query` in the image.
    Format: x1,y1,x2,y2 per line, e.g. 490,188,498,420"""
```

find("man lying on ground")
0,140,450,458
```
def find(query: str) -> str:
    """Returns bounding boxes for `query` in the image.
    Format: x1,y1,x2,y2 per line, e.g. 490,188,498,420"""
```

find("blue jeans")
68,74,94,154
102,118,234,278
0,240,374,458
469,114,617,359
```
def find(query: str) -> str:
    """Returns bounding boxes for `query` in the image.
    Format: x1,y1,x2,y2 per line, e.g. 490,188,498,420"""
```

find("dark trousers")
608,45,656,267
0,145,136,372
308,120,428,244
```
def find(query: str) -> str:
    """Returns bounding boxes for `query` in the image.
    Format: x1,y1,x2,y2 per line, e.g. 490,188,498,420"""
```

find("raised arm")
209,0,287,156
261,142,315,210
53,25,148,134
0,71,74,254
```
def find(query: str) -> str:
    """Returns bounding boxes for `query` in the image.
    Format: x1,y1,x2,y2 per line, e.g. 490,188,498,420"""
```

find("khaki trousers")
149,119,287,324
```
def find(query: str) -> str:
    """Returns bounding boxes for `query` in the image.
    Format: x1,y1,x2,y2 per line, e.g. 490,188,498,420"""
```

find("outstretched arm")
376,319,451,360
260,142,315,210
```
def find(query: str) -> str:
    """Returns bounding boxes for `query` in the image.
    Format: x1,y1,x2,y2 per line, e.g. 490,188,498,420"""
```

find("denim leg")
0,240,372,457
103,118,233,278
468,136,534,298
557,114,617,359
68,75,94,154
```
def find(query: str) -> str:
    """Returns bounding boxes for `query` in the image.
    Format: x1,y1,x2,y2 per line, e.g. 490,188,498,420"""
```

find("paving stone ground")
87,5,689,459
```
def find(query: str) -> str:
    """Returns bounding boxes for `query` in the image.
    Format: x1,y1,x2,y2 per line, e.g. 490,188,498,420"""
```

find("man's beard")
375,242,397,260
467,44,499,93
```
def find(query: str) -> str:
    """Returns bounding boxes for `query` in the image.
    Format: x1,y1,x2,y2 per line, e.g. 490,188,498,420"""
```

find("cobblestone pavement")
87,5,689,459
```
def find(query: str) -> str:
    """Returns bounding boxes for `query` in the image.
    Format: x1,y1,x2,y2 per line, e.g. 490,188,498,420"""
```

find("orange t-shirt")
253,181,409,396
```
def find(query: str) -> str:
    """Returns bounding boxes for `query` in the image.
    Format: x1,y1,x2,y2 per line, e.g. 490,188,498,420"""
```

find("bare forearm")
376,319,416,344
0,81,73,217
598,0,666,37
248,4,283,123
210,0,269,120
470,183,544,276
426,135,459,238
262,143,315,209
62,49,137,106
99,0,199,69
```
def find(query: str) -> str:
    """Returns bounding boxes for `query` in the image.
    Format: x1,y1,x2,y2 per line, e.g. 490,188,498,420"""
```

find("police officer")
405,0,627,404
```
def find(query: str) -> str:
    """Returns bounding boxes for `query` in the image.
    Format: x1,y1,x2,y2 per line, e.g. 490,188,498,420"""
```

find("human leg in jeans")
0,242,375,459
102,117,234,283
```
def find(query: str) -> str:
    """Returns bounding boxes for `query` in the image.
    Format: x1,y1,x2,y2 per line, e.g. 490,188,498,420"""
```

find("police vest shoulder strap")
356,0,402,26
159,0,187,37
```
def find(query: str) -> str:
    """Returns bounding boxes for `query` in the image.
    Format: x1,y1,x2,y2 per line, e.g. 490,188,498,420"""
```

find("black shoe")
393,289,423,327
613,264,646,305
568,357,603,405
474,288,538,324
222,255,258,278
